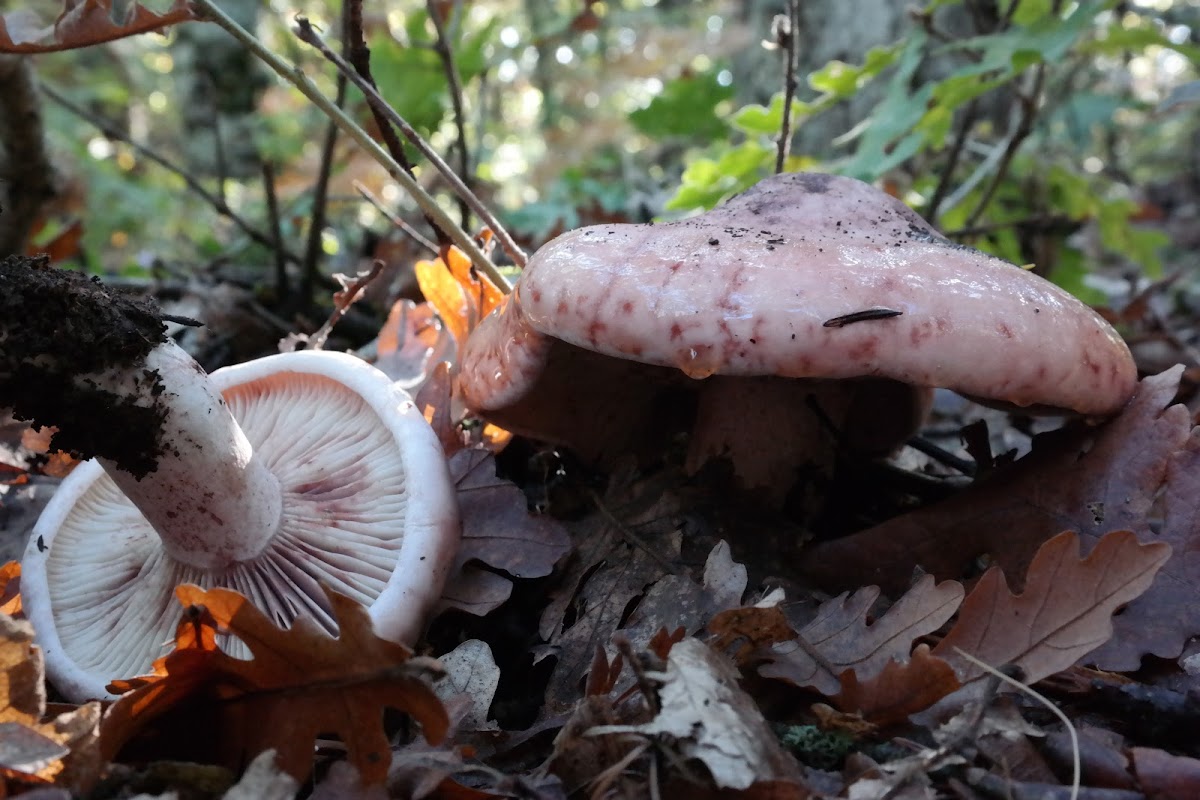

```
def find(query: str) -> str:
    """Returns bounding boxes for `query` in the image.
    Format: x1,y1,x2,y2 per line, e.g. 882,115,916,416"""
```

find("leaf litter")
4,329,1200,800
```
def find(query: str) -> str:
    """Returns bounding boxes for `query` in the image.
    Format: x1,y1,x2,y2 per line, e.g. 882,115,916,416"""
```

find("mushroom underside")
25,366,445,698
474,338,929,494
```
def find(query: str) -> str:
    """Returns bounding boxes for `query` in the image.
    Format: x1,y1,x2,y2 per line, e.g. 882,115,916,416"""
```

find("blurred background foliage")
8,0,1200,311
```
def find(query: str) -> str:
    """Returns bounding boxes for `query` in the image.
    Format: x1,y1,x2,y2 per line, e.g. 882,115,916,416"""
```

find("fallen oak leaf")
759,574,963,695
439,449,571,617
933,530,1171,690
0,0,196,54
100,584,448,785
1091,424,1200,668
831,644,960,727
800,368,1187,598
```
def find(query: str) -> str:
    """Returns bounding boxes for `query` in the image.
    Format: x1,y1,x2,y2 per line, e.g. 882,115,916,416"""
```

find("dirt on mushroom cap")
467,173,1136,416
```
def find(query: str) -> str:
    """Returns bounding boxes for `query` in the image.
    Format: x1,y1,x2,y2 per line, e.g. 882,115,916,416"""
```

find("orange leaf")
831,644,960,726
415,257,473,351
443,245,503,319
0,562,21,617
0,0,196,54
759,575,964,695
101,584,449,785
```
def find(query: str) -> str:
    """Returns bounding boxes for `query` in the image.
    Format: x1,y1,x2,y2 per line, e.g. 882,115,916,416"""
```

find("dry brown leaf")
587,639,807,792
415,361,459,455
0,614,100,793
439,449,571,616
1131,746,1200,799
375,299,451,393
708,605,798,666
1092,424,1200,668
831,644,960,726
934,530,1171,688
801,368,1192,671
20,426,78,478
100,584,448,785
0,0,195,53
759,574,964,695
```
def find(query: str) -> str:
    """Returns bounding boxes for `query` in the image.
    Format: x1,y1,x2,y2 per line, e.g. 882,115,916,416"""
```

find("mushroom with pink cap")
2,256,460,701
458,172,1137,494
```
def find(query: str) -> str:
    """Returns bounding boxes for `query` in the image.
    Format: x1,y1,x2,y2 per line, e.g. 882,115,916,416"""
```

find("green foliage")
504,156,631,242
628,69,733,141
663,0,1184,295
370,10,499,137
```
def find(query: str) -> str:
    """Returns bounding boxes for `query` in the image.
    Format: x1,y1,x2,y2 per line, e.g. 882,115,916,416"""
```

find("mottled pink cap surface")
461,172,1136,424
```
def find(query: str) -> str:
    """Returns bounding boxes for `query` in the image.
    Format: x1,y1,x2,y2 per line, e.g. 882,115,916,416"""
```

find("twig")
353,181,438,254
187,0,506,291
293,17,526,274
261,161,288,300
906,435,977,477
774,0,800,174
426,0,472,227
925,99,979,223
963,63,1047,228
342,0,447,251
954,649,1080,800
300,8,350,305
302,260,384,351
40,82,301,266
0,56,52,256
208,79,229,207
614,634,661,715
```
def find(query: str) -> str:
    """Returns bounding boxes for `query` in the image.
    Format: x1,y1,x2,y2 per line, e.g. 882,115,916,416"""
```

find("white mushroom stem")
93,341,282,570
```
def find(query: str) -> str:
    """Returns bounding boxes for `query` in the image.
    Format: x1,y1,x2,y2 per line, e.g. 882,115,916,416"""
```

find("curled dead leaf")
100,584,448,785
0,0,196,54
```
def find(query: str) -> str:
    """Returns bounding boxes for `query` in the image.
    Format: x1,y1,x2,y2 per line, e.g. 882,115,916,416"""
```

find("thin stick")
774,0,800,174
305,260,384,351
963,63,1047,228
353,181,438,254
302,70,347,304
342,0,447,251
953,649,1080,800
261,161,288,300
40,82,301,266
925,99,978,223
426,0,472,228
188,0,509,291
293,17,526,273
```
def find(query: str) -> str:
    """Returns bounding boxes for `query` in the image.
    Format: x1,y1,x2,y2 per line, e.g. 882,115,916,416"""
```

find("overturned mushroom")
2,256,459,701
458,173,1136,496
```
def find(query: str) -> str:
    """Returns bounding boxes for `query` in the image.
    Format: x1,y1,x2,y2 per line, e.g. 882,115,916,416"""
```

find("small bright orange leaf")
415,241,505,351
0,562,21,617
416,257,473,350
443,244,503,319
101,584,449,785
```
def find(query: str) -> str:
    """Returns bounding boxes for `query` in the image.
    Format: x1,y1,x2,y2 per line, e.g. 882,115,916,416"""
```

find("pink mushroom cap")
461,173,1136,432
